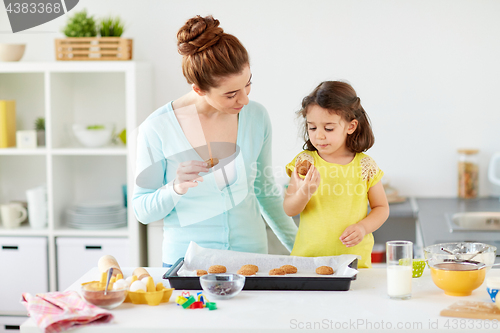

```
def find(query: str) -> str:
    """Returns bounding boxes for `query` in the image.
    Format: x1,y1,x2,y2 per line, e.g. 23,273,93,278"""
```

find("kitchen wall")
2,0,500,197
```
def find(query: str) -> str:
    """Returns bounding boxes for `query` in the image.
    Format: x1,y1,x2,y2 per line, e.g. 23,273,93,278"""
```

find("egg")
129,280,147,292
125,276,134,286
113,279,128,290
141,277,152,285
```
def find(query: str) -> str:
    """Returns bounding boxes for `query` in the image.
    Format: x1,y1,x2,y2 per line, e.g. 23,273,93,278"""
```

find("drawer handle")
85,245,102,250
5,325,20,330
2,245,18,250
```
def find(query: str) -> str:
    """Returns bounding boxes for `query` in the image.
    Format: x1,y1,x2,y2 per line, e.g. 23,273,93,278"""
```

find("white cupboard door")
0,237,48,315
56,237,129,290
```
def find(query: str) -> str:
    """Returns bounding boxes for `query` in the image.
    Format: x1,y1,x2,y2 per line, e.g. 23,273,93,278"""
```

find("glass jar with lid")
457,149,479,199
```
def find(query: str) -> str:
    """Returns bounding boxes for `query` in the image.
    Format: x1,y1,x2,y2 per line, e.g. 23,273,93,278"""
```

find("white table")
21,267,500,333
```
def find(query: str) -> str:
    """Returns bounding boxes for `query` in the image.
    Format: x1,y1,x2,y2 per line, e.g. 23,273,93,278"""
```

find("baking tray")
163,257,357,291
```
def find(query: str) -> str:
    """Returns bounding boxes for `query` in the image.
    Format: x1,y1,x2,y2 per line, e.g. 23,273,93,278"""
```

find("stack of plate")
66,201,127,229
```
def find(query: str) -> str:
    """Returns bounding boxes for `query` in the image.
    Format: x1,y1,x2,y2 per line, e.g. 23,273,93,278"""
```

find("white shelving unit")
0,62,152,302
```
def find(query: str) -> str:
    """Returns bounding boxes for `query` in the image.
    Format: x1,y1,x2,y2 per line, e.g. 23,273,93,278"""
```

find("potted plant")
34,117,45,147
99,16,125,37
62,9,97,37
55,9,132,61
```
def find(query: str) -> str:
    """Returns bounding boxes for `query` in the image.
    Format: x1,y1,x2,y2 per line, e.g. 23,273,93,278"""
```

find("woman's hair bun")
177,15,224,56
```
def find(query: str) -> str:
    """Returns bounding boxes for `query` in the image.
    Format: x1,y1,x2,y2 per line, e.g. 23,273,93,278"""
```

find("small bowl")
0,44,26,61
200,273,245,300
72,124,114,148
81,282,127,309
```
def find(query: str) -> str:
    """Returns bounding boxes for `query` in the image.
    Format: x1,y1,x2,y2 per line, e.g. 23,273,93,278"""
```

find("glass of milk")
386,240,413,300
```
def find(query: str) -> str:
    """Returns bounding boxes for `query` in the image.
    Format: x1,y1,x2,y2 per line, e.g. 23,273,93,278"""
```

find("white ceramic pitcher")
489,152,500,186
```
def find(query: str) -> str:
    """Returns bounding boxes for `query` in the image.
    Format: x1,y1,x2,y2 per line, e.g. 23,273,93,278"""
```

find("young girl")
283,81,389,268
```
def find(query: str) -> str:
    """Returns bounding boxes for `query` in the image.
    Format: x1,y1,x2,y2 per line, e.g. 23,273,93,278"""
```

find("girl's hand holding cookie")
339,223,367,248
291,164,321,198
173,161,209,195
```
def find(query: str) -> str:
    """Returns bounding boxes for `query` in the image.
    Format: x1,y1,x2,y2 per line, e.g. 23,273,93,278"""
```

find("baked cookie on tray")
208,265,227,274
195,269,208,276
237,268,256,276
280,265,298,274
241,264,259,273
269,268,286,275
316,266,334,275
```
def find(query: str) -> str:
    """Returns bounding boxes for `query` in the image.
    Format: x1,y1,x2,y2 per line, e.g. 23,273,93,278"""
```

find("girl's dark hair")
177,15,249,91
297,81,375,153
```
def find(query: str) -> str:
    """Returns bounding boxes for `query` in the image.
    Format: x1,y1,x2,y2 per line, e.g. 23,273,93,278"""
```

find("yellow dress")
286,151,383,268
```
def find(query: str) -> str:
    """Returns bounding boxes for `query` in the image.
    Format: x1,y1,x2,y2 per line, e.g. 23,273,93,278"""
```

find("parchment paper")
177,241,359,278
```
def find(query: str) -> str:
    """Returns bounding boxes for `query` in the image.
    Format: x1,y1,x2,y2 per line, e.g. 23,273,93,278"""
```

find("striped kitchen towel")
22,291,113,333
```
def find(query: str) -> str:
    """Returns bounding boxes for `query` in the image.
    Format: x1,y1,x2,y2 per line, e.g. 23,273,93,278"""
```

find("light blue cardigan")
133,100,298,264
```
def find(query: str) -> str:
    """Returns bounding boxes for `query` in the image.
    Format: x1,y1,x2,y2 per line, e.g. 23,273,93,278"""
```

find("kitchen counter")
416,197,500,248
386,198,418,219
21,267,500,333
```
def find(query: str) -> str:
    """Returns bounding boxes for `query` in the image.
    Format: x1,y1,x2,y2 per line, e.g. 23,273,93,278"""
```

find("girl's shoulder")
291,150,316,165
356,152,379,166
356,153,382,182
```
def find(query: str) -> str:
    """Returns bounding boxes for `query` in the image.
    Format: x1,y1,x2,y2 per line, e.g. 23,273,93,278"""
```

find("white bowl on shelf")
72,124,114,148
0,44,26,61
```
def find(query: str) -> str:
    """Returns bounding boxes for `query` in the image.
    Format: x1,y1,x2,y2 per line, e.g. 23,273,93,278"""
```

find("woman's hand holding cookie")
173,161,209,195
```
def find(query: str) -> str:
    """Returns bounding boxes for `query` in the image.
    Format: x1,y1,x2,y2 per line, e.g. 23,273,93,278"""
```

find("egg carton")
124,275,174,306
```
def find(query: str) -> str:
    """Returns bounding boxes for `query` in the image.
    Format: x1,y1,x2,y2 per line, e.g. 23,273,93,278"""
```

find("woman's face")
200,65,252,114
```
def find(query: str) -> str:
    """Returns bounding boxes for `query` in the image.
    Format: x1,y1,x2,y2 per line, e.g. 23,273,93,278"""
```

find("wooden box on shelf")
55,37,133,61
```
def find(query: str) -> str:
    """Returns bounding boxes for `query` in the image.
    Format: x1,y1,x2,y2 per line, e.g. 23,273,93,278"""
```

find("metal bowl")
424,242,496,266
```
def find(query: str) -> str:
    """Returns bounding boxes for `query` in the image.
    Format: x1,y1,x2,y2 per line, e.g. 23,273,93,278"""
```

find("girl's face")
196,65,252,114
306,104,358,156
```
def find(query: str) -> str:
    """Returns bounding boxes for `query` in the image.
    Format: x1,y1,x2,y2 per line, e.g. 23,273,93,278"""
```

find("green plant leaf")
62,9,97,37
98,16,125,37
34,117,45,131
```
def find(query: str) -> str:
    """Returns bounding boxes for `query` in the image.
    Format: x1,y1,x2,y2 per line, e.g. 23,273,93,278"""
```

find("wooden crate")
55,37,133,61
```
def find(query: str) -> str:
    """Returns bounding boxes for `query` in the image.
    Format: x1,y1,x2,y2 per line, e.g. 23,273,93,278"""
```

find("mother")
133,15,297,266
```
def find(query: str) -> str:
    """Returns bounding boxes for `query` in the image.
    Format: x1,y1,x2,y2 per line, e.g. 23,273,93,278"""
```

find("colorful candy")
175,292,216,310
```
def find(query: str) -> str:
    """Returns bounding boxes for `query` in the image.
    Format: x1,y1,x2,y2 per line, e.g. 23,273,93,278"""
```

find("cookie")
241,264,259,273
269,268,286,276
280,265,297,274
208,265,226,274
296,153,314,176
315,266,334,275
205,157,219,168
195,269,208,276
237,268,256,276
